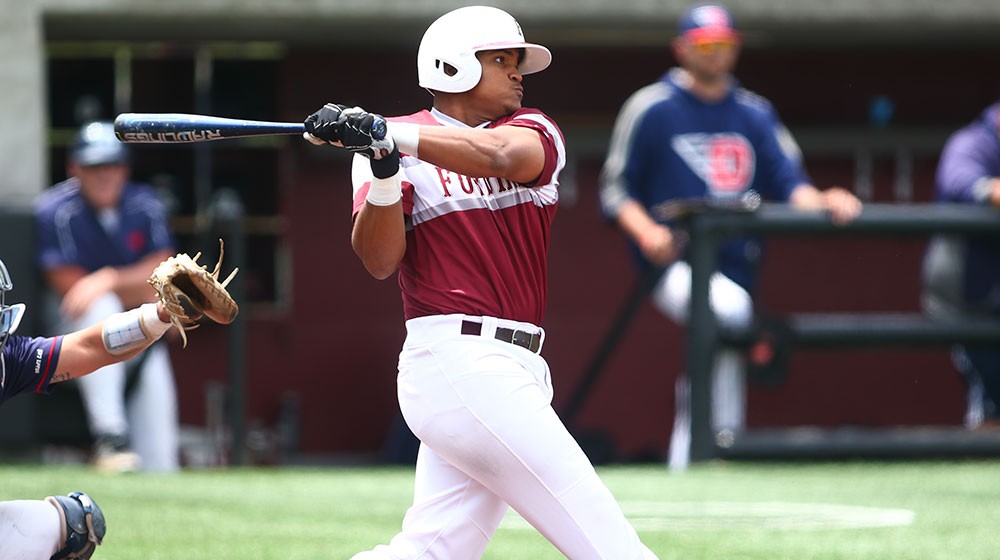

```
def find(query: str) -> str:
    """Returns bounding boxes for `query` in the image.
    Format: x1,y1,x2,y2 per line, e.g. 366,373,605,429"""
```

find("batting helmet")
71,121,129,167
0,258,25,359
417,6,552,94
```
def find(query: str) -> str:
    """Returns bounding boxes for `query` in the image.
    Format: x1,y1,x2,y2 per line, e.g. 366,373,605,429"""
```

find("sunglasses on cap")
691,40,737,54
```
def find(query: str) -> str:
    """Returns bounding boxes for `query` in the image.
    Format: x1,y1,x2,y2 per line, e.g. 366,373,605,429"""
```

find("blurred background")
1,0,999,467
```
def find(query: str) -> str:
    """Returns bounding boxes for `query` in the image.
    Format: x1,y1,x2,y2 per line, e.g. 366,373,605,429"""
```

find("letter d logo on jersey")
672,133,755,195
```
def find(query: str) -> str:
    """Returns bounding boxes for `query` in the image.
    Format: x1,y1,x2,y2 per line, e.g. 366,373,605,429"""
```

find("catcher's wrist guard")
101,303,170,355
46,492,106,560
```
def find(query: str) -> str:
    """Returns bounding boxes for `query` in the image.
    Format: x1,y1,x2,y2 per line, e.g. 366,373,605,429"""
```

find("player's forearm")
112,250,173,292
53,303,172,382
616,199,662,244
788,184,826,211
108,250,174,306
352,204,406,280
410,126,543,184
43,266,88,297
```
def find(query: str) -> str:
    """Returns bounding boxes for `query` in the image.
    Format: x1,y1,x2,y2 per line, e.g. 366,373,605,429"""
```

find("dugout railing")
683,202,1000,462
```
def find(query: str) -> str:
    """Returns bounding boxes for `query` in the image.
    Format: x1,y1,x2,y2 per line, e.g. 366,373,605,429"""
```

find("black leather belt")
461,320,542,354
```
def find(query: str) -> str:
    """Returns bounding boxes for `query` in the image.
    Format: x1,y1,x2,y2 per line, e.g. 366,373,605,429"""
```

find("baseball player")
1,255,179,560
34,121,179,473
922,100,1000,428
303,6,660,559
598,2,862,470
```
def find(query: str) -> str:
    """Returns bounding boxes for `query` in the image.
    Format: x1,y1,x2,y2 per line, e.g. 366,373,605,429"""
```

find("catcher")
0,247,235,560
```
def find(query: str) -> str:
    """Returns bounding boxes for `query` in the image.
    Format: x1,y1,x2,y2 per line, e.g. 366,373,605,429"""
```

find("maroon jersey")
351,108,565,324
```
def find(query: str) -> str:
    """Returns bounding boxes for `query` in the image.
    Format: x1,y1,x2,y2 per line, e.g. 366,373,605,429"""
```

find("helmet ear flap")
418,41,483,94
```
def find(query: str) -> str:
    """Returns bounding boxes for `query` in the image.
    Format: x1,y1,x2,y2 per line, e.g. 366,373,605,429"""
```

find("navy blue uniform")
599,67,809,291
35,178,174,273
0,335,63,406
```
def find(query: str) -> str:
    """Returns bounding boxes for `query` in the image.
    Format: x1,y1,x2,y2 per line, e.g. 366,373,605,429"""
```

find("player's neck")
689,77,731,103
677,68,732,103
432,96,502,128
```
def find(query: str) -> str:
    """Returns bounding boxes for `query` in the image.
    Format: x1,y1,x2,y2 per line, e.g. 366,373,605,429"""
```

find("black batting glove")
336,108,392,157
304,103,349,143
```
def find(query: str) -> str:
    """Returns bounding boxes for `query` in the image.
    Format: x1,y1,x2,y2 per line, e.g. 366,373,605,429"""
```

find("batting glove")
304,103,349,144
304,104,392,158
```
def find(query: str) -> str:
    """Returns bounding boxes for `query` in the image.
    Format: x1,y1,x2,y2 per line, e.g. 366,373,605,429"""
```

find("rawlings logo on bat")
119,130,225,143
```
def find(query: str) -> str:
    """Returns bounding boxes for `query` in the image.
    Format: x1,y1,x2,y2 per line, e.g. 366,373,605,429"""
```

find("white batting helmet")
417,6,552,94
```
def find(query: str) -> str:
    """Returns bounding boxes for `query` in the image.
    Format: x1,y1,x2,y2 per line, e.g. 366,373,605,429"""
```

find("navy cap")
71,121,129,167
677,3,740,44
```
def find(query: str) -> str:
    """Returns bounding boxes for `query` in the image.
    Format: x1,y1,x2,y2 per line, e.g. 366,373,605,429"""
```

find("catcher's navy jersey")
35,179,174,273
600,67,809,291
0,335,62,406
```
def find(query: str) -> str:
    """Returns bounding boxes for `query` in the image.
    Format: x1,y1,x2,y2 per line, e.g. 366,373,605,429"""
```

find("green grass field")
4,460,999,559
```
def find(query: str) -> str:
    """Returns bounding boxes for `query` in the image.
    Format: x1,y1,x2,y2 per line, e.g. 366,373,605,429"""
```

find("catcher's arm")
50,302,173,383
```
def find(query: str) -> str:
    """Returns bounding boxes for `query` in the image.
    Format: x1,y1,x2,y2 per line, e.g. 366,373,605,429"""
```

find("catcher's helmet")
0,257,26,359
417,6,551,94
71,121,129,167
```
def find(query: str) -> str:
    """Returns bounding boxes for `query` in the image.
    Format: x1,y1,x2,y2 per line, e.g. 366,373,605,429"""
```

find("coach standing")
598,2,862,470
302,6,660,559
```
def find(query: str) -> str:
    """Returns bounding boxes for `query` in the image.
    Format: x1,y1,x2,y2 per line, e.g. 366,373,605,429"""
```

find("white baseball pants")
351,314,659,560
0,500,61,559
651,261,752,471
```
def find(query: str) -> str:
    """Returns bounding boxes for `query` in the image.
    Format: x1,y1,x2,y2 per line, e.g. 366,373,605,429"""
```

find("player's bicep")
492,125,546,184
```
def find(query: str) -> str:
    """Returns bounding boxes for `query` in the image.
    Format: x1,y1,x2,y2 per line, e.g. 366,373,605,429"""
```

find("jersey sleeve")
499,109,566,188
598,84,665,220
1,335,63,404
936,124,998,204
749,102,809,202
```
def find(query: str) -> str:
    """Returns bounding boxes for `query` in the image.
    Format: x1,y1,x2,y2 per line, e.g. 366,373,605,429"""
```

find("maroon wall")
169,44,997,462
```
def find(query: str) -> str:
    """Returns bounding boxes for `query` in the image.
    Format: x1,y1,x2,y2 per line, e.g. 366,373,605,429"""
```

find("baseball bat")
113,112,387,144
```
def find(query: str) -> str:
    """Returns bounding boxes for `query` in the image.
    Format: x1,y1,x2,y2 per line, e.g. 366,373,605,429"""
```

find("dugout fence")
682,203,1000,462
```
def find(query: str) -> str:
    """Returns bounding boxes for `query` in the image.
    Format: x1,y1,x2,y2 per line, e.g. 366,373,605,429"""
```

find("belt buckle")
511,329,539,353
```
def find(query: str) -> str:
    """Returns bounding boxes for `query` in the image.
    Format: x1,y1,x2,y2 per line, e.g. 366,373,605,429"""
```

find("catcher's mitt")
149,239,239,347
